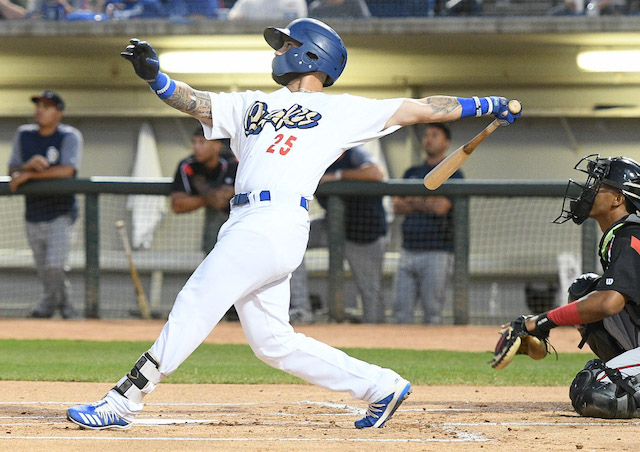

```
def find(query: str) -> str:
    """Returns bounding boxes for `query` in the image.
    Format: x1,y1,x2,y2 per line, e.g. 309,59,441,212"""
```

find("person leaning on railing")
8,90,83,319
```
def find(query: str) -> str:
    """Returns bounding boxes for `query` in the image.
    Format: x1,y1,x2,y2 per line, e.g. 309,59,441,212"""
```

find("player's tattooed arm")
385,96,462,128
163,81,213,127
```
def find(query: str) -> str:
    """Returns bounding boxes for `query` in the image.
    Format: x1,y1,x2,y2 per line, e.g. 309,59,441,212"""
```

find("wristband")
457,96,492,119
147,72,176,100
547,301,583,326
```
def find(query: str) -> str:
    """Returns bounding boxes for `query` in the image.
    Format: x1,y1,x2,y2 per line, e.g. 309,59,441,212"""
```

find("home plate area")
0,383,638,451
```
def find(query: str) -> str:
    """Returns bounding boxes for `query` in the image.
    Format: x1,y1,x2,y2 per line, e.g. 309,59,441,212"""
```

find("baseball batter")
67,18,520,430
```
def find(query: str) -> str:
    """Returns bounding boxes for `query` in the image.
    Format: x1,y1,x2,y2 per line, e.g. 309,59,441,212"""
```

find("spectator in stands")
289,146,388,324
308,0,371,17
25,0,75,19
392,123,462,324
227,0,307,20
104,0,166,19
0,0,26,18
167,0,219,19
435,0,482,16
548,0,625,15
367,0,434,17
8,90,83,319
171,127,237,255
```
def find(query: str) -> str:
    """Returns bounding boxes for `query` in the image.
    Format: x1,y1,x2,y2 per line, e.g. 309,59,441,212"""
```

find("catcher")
492,154,640,419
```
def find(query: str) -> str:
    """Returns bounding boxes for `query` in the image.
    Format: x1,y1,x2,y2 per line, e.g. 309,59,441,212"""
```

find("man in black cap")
8,90,83,319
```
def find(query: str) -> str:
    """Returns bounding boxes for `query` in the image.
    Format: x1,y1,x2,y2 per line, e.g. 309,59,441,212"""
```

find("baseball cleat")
354,378,412,428
67,399,131,430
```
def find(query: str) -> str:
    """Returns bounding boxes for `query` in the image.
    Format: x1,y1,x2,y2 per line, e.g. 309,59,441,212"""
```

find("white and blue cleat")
355,378,412,429
67,399,132,430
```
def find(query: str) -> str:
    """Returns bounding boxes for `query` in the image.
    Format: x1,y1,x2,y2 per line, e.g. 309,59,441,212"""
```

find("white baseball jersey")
200,87,403,198
106,88,409,420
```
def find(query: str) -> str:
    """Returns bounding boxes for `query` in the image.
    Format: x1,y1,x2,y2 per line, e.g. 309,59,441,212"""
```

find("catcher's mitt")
491,315,549,370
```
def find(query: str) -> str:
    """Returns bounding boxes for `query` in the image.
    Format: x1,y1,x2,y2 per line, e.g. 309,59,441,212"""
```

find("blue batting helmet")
264,18,347,87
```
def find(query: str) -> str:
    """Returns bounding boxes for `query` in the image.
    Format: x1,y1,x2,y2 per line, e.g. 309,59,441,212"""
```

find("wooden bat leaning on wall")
423,100,522,190
115,220,152,320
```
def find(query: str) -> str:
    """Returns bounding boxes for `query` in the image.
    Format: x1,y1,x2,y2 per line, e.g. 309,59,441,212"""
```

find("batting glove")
121,38,160,82
490,96,521,126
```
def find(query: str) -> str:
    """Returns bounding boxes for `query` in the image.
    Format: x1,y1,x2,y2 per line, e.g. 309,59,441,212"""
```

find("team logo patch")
244,102,321,136
46,146,59,163
631,236,640,256
606,278,614,285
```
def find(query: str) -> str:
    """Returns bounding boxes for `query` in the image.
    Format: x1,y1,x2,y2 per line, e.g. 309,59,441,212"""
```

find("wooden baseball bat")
116,220,152,320
423,100,522,190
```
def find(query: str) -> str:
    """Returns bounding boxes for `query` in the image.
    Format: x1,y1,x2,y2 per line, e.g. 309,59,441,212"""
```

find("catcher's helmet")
264,18,347,87
554,154,640,224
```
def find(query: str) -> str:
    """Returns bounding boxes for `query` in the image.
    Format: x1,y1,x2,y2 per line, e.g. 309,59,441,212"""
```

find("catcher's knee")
570,359,640,419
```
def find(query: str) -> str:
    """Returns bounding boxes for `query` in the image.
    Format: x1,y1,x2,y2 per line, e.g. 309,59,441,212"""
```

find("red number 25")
267,134,297,155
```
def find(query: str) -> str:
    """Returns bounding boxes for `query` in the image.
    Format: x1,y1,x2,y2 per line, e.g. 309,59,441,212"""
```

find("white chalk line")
2,416,635,428
0,435,489,443
0,399,491,442
0,401,269,406
445,421,640,426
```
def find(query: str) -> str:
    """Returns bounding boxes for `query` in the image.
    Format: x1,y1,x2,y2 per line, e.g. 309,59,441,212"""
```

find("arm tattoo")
163,83,212,122
424,96,460,115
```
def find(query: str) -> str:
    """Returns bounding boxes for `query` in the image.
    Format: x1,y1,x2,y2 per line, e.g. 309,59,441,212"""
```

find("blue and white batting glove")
490,96,521,126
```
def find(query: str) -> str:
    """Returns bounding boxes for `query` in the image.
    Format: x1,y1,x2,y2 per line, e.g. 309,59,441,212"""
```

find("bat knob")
508,100,522,114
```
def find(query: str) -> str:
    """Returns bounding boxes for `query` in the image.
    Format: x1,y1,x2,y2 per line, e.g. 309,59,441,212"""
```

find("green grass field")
0,339,595,386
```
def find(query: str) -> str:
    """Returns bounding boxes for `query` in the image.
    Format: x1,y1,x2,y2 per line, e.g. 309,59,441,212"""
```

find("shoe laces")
92,400,120,423
364,400,387,420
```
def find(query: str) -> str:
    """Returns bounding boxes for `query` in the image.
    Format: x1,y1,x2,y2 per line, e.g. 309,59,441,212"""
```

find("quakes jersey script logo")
244,102,321,136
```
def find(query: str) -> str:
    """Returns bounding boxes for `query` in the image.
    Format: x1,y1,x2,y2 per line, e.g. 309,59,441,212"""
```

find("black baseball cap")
30,90,65,111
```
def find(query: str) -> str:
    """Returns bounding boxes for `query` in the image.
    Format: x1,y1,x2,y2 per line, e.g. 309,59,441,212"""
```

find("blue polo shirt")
401,163,463,251
317,146,387,244
10,124,83,222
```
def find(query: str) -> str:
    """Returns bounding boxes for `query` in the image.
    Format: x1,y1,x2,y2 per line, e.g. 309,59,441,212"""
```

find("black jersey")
597,214,640,323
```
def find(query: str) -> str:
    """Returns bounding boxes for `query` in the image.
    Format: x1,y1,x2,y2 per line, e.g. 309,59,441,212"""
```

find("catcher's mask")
554,154,640,224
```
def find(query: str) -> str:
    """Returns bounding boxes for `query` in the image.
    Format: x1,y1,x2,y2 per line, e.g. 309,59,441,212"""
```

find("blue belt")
232,190,309,211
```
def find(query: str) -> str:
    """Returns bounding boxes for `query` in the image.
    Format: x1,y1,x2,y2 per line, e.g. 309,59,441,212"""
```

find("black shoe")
30,309,53,319
61,306,82,320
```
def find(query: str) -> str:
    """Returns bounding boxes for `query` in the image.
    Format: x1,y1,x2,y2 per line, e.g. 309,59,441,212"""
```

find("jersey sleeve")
170,161,192,194
59,127,83,171
450,168,464,179
200,91,248,142
348,146,377,167
597,233,640,305
335,95,403,150
225,159,238,185
8,130,23,169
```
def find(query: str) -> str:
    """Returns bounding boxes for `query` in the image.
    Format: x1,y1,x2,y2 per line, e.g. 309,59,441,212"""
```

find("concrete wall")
2,115,639,182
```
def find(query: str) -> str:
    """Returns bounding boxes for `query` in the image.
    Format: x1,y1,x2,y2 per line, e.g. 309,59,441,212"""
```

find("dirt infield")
0,319,592,352
2,320,630,452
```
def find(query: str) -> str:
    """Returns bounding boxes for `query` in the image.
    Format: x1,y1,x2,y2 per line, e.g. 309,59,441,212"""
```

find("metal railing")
0,177,597,323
